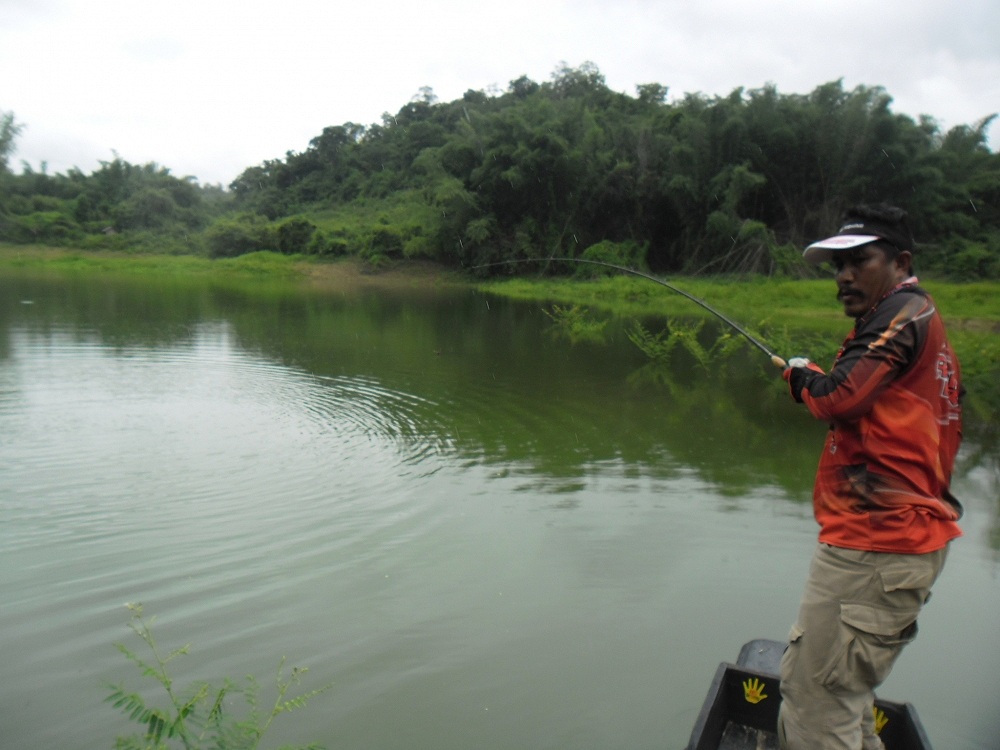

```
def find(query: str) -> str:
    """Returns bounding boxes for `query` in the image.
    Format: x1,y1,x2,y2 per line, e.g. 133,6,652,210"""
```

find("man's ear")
895,250,913,275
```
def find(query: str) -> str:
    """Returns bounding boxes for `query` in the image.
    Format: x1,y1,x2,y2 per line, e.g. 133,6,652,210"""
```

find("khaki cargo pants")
777,543,948,750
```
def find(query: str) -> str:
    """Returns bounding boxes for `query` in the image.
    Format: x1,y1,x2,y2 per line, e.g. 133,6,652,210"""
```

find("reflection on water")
1,270,998,750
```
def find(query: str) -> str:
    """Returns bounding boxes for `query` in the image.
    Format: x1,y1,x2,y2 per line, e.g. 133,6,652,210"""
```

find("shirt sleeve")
799,293,929,423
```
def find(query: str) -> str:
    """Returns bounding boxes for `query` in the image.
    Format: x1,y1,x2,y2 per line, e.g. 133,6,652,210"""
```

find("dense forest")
1,63,998,278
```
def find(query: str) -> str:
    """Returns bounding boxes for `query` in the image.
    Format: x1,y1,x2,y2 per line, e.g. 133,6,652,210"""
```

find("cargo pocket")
820,602,919,694
879,553,941,609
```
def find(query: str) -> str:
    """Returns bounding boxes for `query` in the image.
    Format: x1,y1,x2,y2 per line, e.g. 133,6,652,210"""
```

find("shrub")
113,188,177,230
276,217,316,254
305,231,351,256
205,215,275,258
403,233,435,258
2,210,81,243
576,240,648,277
366,227,404,258
949,242,999,281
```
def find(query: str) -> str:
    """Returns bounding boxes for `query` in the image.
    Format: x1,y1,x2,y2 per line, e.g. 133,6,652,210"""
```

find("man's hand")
783,356,825,403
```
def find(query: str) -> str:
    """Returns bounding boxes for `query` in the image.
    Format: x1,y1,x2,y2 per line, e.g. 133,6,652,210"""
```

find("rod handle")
771,355,787,369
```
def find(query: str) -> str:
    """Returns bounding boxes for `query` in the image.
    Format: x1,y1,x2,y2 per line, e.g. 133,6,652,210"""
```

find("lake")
1,267,997,749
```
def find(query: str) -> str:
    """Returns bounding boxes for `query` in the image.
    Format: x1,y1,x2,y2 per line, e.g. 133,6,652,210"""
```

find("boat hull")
686,639,933,750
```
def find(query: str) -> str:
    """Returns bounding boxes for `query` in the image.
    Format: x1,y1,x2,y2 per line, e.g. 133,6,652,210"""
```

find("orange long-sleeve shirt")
791,282,963,553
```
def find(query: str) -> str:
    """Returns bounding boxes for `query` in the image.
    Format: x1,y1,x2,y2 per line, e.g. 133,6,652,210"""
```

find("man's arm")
792,293,930,422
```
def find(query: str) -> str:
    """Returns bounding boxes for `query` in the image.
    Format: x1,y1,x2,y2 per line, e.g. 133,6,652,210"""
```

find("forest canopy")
2,63,998,278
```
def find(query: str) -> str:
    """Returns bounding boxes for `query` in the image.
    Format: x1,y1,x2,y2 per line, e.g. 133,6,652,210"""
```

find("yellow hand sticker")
873,706,889,734
742,677,768,704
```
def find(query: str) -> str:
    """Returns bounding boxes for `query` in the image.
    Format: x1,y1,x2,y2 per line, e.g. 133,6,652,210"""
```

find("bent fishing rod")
470,257,787,368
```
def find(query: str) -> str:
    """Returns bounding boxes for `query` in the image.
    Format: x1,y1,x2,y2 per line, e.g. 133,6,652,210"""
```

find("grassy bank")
0,244,466,291
0,244,311,278
477,272,1000,331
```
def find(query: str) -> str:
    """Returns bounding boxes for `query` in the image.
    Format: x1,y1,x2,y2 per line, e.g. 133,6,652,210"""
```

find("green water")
1,269,997,749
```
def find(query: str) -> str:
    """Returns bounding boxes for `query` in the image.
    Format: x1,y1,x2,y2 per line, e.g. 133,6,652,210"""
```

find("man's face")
832,243,910,318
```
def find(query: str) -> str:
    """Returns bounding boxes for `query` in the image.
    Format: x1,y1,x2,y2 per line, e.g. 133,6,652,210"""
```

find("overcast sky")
2,0,998,186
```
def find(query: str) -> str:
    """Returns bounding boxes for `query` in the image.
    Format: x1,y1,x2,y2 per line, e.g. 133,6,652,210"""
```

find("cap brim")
802,234,880,264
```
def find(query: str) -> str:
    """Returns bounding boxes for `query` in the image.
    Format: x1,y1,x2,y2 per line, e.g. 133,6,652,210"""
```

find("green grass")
477,273,1000,330
0,245,312,279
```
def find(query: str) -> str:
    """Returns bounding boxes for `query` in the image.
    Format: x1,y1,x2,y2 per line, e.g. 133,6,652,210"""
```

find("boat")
686,639,933,749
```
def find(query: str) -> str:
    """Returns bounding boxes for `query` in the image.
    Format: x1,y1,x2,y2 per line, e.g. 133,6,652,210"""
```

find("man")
777,204,963,750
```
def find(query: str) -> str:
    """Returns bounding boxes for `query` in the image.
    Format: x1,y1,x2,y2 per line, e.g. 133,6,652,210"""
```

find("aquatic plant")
543,304,609,344
106,603,329,750
627,320,746,371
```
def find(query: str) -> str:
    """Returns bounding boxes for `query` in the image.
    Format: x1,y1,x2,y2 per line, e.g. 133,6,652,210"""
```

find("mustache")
837,287,862,300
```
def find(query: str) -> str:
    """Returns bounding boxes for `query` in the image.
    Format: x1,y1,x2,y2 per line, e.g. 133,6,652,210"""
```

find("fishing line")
470,257,787,368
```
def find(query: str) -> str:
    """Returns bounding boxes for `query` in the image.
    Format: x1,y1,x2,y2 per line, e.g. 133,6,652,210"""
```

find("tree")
636,83,668,105
0,109,23,174
10,71,995,277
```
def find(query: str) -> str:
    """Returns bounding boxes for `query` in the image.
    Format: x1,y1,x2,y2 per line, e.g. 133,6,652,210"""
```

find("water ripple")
1,323,451,571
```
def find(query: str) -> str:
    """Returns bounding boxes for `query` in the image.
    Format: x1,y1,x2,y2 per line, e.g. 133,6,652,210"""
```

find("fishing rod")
471,257,787,368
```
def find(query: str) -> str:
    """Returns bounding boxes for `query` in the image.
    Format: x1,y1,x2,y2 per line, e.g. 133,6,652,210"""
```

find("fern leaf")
146,709,168,743
277,684,332,713
206,684,229,724
105,684,152,723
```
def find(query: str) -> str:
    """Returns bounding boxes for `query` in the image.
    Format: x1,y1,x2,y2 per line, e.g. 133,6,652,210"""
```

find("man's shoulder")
854,288,937,351
872,286,934,321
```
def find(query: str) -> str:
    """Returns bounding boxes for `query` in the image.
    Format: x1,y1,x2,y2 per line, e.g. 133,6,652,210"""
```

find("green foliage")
5,68,1000,275
768,241,810,278
4,209,82,243
542,304,609,344
625,322,683,362
220,67,998,277
304,230,349,256
0,108,22,175
0,149,226,249
113,187,177,230
276,217,316,254
626,319,747,371
948,241,1000,281
205,215,276,258
365,226,404,259
106,603,329,750
949,328,1000,423
578,240,648,276
115,231,205,256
